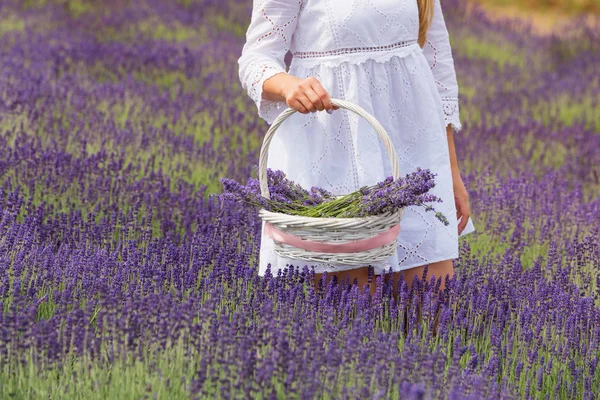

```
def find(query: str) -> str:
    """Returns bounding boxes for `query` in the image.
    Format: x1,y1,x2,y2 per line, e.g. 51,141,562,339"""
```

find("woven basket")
258,98,405,265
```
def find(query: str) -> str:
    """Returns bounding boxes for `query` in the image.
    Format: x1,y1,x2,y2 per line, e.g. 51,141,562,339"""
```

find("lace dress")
237,0,476,277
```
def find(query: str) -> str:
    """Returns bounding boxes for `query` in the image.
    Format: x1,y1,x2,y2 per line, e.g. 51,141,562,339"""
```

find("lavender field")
0,0,599,398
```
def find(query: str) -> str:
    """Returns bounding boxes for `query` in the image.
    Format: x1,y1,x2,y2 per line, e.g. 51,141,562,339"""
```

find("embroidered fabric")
249,62,289,127
237,0,474,277
238,0,462,131
441,97,462,132
421,0,462,133
290,39,420,69
292,39,418,59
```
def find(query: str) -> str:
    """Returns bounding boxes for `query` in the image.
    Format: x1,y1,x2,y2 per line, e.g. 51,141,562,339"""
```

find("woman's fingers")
290,98,309,114
303,79,325,112
453,178,471,235
457,200,471,235
458,216,470,235
295,93,314,114
311,80,334,112
285,76,339,114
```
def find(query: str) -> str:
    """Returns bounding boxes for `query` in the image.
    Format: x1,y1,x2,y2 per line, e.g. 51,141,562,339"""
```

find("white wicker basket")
258,98,405,265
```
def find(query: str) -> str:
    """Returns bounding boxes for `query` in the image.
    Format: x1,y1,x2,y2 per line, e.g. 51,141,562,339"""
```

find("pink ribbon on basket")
264,222,401,253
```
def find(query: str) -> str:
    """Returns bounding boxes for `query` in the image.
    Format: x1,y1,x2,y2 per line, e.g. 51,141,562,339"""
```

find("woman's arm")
237,0,338,119
263,72,340,114
237,0,302,124
446,125,471,234
422,0,462,133
262,72,294,103
423,0,471,233
446,125,460,180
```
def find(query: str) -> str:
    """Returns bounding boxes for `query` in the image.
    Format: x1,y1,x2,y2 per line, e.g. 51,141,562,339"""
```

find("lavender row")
0,0,599,398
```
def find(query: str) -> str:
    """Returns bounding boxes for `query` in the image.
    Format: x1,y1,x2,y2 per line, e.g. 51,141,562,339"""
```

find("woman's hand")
280,76,340,114
445,125,470,235
452,173,471,235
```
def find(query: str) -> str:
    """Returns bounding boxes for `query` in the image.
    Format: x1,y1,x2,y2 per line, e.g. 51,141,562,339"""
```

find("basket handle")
259,98,401,199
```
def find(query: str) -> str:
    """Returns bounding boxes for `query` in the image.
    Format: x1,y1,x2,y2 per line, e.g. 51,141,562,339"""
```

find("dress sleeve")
237,0,302,124
422,0,462,133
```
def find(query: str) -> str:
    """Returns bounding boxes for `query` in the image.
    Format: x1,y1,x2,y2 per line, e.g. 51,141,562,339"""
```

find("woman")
237,0,476,297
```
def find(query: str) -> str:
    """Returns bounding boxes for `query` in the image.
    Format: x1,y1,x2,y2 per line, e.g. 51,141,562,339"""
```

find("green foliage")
480,0,600,14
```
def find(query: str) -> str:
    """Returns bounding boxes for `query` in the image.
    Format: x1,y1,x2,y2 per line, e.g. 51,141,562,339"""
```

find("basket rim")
258,208,404,223
258,98,402,200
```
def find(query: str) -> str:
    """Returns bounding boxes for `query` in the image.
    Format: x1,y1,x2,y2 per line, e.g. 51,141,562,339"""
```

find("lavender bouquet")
218,168,449,226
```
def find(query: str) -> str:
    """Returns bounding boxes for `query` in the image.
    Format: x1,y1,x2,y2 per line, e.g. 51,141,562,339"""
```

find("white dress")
237,0,476,277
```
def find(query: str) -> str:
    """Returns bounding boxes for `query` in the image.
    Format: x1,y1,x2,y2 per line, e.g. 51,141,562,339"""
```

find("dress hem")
257,250,463,277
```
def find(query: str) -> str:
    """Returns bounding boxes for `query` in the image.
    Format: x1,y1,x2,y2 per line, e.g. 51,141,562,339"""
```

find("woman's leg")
387,259,455,335
313,260,454,299
389,259,454,295
313,260,454,334
313,266,376,296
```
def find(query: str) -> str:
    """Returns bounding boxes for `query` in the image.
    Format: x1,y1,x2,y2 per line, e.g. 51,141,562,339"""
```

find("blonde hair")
417,0,435,48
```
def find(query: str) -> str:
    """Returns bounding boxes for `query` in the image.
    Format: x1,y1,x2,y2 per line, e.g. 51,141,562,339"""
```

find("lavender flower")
218,168,449,225
217,168,335,212
0,1,598,399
